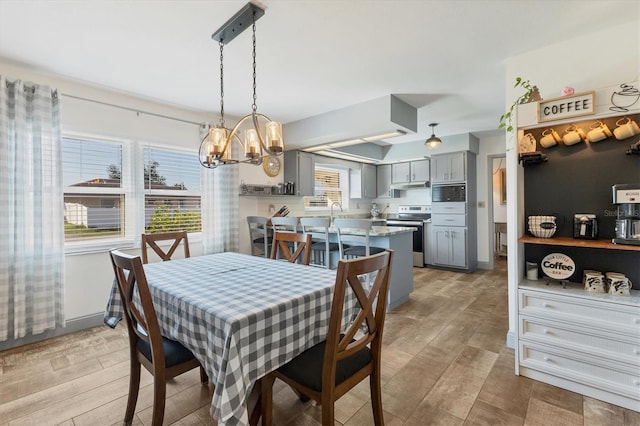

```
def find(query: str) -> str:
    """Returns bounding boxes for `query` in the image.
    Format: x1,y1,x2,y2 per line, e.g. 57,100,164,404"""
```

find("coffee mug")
540,128,561,148
562,124,586,146
519,133,536,153
613,116,640,140
583,270,605,293
605,272,632,296
587,121,613,143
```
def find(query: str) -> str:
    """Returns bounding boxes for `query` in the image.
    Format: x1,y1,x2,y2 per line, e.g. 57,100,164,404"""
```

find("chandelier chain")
251,13,257,113
219,41,225,128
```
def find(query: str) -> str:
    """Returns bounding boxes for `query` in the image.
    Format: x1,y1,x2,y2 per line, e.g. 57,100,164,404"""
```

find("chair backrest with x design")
141,231,190,264
270,231,312,265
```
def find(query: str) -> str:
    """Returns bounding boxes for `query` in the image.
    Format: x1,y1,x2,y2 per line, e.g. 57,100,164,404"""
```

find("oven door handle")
386,220,425,226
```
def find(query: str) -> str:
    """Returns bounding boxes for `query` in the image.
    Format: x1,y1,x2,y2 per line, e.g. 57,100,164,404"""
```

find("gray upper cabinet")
362,163,377,198
410,159,430,182
431,152,466,183
377,164,392,198
350,163,377,199
284,151,315,196
391,162,411,183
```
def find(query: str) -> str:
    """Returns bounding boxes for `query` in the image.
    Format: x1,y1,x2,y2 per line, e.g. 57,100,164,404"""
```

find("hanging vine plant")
499,77,541,132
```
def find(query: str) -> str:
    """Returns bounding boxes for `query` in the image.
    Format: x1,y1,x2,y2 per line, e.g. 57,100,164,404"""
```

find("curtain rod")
60,93,205,127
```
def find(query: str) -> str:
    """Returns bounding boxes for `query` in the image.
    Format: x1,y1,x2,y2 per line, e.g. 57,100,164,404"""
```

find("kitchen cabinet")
410,159,430,182
427,151,476,271
283,150,315,196
431,151,466,183
518,283,640,411
510,104,640,410
432,226,467,268
376,164,400,198
391,159,430,183
350,163,377,199
391,162,410,183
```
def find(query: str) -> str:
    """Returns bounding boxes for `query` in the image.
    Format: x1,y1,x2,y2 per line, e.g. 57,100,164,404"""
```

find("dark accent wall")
523,113,640,284
524,114,640,239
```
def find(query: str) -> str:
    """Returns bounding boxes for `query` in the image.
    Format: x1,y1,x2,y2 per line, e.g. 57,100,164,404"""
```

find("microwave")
432,184,466,202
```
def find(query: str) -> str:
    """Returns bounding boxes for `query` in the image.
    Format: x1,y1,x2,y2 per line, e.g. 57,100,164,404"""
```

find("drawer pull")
543,356,551,362
542,303,551,308
634,380,640,386
634,318,640,325
634,349,640,355
543,329,551,335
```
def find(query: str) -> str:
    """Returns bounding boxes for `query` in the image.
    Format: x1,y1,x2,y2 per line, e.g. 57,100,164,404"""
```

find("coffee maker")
612,183,640,246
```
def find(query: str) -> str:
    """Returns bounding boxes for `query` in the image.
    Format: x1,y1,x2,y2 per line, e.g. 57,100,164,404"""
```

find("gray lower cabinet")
284,150,315,196
432,226,467,268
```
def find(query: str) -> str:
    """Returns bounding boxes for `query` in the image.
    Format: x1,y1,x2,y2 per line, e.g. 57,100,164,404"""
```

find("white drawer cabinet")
517,283,640,411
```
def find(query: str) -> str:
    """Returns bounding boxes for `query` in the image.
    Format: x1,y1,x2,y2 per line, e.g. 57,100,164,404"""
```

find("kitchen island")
310,225,416,311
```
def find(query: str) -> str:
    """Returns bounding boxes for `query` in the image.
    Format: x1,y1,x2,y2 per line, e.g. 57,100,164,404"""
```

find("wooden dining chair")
270,231,312,265
333,218,385,259
109,250,208,426
261,249,394,426
247,216,271,258
141,231,190,264
300,217,340,269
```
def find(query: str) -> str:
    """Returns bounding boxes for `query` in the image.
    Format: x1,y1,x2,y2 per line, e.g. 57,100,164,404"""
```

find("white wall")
504,19,640,348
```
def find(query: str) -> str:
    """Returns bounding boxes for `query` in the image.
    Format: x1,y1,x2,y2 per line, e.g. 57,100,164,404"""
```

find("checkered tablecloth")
105,252,352,426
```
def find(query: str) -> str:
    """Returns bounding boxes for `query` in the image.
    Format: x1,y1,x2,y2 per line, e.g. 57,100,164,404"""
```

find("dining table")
104,251,354,426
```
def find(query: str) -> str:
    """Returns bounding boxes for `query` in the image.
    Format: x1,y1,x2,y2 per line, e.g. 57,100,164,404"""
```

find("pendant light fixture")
424,123,442,150
199,1,284,169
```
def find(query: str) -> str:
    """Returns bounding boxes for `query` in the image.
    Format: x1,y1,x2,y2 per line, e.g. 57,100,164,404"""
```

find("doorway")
491,155,507,262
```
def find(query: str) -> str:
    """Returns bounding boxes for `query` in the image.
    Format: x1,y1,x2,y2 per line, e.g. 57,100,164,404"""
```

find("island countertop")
306,225,416,236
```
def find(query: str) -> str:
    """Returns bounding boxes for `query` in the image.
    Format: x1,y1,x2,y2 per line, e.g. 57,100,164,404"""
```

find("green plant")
499,77,537,133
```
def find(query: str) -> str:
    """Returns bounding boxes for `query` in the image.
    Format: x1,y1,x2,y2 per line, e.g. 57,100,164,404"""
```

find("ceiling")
1,0,637,148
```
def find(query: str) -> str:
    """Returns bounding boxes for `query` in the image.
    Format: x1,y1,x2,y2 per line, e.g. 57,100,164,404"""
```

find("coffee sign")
538,91,595,123
541,253,575,280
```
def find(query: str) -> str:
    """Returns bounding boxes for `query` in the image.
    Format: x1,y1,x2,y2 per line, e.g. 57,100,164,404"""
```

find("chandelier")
424,122,442,149
199,2,284,169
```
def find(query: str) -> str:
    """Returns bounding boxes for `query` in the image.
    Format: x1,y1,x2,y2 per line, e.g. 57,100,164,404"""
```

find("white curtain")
201,124,240,254
0,77,65,341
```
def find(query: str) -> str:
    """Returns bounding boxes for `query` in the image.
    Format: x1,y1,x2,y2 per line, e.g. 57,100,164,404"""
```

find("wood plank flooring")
1,259,638,425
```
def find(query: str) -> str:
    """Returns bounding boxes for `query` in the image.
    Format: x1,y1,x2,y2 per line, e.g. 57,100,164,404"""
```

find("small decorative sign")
538,91,595,123
541,253,575,280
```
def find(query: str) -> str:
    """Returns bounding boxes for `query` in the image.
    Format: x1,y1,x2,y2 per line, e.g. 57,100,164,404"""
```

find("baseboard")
0,313,105,351
477,260,492,270
506,330,516,349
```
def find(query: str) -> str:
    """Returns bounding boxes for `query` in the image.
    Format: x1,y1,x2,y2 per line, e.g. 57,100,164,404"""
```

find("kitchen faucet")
330,201,343,225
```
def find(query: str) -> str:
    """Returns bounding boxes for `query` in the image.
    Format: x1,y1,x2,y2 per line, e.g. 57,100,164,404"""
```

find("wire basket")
528,215,557,238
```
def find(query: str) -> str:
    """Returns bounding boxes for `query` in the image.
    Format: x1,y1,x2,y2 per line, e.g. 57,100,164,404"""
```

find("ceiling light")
199,1,284,169
424,123,442,150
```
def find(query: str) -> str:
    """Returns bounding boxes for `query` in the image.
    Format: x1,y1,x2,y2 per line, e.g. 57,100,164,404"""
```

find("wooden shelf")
519,236,640,252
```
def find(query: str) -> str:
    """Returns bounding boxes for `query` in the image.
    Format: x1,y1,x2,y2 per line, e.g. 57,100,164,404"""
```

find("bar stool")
247,216,271,258
333,218,385,259
300,217,340,269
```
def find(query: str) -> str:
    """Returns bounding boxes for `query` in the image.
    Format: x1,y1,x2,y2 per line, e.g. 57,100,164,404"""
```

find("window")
143,147,202,233
304,165,349,210
62,136,202,248
63,137,125,241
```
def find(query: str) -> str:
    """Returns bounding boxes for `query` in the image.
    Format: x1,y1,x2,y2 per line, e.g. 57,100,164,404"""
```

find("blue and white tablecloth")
105,252,352,426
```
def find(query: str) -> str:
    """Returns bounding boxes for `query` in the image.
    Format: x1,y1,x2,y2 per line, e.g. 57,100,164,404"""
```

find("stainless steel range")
386,205,431,267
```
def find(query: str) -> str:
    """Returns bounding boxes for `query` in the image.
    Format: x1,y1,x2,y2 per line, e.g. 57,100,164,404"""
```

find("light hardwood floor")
1,259,638,425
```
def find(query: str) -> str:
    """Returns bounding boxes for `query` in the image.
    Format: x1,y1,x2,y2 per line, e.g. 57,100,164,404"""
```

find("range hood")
286,94,417,162
389,181,430,189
